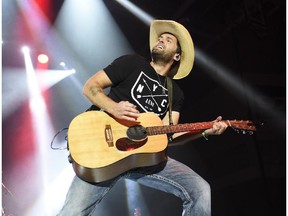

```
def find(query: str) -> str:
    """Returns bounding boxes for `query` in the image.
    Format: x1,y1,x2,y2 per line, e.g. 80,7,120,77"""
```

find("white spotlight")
115,0,153,25
22,46,30,53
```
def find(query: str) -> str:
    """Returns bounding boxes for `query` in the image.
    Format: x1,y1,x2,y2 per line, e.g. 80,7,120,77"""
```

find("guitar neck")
146,121,216,135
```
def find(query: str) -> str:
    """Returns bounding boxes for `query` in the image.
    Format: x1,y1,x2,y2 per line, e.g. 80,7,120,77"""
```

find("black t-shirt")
103,54,184,119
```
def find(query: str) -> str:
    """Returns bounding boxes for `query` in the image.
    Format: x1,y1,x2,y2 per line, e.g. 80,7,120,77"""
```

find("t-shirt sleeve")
103,55,140,85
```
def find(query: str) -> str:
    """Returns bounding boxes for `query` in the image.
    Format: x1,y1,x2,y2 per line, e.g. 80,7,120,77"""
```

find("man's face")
152,33,178,63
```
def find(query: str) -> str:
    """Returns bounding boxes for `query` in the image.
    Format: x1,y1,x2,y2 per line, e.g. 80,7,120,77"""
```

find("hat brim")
150,20,194,79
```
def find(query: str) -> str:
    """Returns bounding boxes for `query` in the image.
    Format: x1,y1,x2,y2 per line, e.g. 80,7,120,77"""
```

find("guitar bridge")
105,125,114,147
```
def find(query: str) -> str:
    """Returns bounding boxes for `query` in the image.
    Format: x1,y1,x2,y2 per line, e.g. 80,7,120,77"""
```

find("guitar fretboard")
145,120,256,136
146,122,215,135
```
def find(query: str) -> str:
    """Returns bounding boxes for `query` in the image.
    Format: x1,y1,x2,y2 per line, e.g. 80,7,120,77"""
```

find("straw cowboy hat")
149,20,194,79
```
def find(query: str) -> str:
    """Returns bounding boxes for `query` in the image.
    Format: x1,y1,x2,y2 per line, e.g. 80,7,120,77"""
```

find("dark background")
2,0,286,215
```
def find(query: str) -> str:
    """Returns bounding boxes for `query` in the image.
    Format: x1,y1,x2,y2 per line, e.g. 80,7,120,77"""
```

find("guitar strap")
167,77,173,125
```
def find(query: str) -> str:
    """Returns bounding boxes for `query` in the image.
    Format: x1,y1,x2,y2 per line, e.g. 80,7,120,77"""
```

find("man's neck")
150,61,173,76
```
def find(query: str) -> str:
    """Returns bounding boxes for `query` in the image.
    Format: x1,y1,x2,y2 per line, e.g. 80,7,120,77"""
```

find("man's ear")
174,54,181,61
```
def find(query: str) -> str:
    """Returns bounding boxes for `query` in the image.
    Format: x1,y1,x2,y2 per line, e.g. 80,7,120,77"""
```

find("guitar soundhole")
126,125,147,140
116,138,147,151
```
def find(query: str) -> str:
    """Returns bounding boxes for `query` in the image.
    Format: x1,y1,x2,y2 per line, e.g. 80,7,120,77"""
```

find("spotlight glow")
22,42,60,215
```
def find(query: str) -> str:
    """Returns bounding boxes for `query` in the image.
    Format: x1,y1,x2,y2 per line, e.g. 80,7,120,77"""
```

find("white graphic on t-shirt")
131,71,168,117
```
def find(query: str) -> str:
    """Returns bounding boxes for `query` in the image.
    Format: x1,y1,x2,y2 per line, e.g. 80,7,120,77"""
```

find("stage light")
115,0,153,25
125,179,148,216
38,53,49,64
60,62,68,70
22,46,30,53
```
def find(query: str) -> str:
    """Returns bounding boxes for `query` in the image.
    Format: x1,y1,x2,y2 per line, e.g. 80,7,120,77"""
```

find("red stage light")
37,54,49,64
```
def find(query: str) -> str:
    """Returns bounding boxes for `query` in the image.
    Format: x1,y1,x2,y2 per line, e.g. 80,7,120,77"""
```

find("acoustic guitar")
68,111,257,183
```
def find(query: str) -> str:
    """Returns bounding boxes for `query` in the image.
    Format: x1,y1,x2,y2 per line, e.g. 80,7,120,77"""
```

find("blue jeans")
57,157,211,216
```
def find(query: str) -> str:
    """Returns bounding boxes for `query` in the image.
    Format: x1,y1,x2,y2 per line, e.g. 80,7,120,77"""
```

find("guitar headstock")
226,120,263,135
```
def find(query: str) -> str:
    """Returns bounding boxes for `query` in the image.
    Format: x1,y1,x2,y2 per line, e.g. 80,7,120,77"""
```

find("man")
57,20,227,216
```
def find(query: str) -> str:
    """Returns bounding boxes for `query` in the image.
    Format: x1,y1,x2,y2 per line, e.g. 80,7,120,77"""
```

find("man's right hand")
110,101,140,122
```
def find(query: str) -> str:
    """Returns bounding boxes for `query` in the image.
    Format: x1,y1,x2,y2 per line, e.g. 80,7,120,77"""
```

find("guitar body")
68,111,168,183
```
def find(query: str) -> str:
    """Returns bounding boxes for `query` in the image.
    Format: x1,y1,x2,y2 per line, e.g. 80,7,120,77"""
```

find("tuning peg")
254,121,265,128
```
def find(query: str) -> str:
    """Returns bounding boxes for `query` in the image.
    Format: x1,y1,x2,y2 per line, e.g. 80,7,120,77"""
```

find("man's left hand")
204,116,228,136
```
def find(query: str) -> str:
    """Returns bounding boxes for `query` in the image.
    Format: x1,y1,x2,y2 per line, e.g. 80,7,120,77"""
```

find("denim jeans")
57,157,211,216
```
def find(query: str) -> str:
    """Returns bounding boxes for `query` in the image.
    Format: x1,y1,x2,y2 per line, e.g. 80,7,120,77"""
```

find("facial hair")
151,47,175,65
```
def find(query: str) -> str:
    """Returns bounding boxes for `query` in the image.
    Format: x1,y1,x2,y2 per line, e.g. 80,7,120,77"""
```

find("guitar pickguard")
116,137,148,151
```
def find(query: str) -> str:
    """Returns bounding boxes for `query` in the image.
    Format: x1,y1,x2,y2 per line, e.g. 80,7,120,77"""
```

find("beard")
151,47,175,65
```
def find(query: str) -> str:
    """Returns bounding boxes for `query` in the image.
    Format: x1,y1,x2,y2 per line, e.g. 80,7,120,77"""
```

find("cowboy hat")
149,20,194,79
